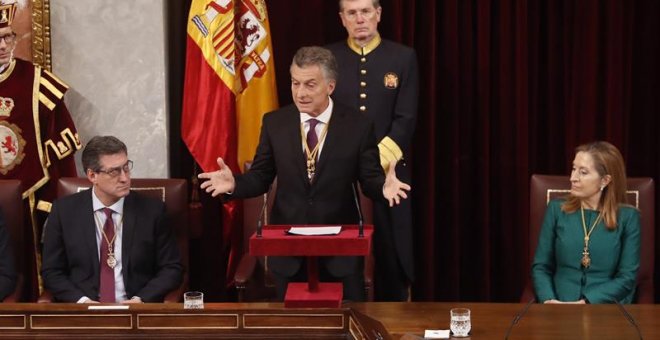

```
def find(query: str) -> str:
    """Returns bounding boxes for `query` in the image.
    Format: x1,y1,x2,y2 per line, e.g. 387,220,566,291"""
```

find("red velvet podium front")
249,225,373,308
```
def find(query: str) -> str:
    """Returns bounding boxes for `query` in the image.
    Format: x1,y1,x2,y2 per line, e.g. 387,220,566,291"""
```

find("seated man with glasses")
42,136,183,303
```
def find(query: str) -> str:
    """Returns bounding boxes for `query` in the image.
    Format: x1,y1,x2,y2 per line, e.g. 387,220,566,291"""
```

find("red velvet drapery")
173,0,660,303
266,0,660,303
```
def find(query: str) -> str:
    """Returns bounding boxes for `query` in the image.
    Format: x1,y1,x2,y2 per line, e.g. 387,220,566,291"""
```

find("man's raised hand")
198,157,236,197
382,161,411,207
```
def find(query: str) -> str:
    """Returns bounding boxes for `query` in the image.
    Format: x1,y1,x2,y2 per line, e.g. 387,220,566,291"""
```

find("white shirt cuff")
77,296,91,303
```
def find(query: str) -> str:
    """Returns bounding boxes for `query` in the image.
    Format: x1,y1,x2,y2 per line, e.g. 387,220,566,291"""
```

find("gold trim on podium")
243,313,345,329
349,317,366,340
137,313,239,329
30,314,133,330
0,314,27,329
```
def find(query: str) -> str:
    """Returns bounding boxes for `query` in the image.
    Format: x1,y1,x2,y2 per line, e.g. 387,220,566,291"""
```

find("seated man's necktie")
99,208,117,303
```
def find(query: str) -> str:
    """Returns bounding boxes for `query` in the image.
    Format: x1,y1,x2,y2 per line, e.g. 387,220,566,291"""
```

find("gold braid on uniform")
347,33,382,55
378,136,403,173
39,68,82,167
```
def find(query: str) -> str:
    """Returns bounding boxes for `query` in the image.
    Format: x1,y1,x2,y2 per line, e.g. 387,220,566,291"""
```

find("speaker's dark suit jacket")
233,102,385,281
42,189,183,302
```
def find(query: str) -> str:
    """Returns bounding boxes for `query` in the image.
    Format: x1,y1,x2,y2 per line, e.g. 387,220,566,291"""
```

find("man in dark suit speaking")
199,46,410,301
42,136,183,303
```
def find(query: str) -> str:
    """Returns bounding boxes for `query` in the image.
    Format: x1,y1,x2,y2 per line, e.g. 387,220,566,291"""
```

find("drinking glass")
183,291,204,309
450,308,471,337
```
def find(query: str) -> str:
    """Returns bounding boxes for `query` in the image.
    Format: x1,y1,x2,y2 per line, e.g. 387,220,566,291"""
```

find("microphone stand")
615,299,643,340
256,191,269,238
352,183,364,238
504,298,535,340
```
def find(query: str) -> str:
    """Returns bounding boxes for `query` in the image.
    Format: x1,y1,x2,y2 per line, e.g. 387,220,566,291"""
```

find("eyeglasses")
95,160,133,177
342,8,377,21
0,33,16,44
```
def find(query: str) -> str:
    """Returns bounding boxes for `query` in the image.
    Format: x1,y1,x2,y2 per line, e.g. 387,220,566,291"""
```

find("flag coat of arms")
182,0,278,284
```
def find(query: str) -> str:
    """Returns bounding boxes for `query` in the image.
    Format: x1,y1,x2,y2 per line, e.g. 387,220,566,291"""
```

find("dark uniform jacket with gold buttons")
328,37,419,282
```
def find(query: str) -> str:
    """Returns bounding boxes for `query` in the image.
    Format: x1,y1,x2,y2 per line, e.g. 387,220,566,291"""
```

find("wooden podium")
249,225,373,308
0,303,391,339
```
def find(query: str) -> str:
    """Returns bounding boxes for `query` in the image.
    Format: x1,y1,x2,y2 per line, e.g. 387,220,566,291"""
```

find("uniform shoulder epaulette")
38,66,69,111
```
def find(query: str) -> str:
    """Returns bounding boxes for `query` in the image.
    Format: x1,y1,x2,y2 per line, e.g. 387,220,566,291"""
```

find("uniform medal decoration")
580,206,602,269
383,72,399,89
0,119,27,175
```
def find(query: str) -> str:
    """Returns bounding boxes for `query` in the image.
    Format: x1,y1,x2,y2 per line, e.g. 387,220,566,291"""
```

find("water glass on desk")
183,291,204,309
450,308,471,337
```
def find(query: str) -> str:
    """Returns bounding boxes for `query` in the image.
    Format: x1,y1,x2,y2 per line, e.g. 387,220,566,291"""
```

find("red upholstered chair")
0,180,24,302
38,177,189,303
234,162,375,302
522,175,655,303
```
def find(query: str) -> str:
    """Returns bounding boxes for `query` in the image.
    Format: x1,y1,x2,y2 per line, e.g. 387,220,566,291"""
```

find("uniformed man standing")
0,0,80,298
327,0,419,301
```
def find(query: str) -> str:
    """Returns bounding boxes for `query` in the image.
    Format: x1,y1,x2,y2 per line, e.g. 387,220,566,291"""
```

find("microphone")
614,299,643,340
504,297,535,340
352,182,364,238
256,187,271,238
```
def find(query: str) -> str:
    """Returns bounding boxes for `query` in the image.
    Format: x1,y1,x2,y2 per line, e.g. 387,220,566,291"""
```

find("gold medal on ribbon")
307,159,315,181
94,211,122,270
580,206,601,269
107,253,117,269
581,248,591,268
301,121,328,183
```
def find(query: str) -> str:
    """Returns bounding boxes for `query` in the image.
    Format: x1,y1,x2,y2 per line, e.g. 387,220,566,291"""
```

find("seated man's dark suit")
42,189,183,302
0,209,16,300
232,101,385,301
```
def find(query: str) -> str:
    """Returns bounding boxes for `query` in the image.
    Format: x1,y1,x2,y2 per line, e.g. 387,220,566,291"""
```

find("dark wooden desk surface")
0,302,656,339
349,302,656,339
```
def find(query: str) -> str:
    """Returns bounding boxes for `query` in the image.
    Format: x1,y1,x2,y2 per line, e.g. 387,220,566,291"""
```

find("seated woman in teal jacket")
532,141,641,304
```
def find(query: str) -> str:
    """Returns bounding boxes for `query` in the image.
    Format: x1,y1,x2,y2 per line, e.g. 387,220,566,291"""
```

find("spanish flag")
182,0,278,284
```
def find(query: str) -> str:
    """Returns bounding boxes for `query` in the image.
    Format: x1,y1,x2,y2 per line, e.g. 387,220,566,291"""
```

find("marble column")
50,0,169,178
